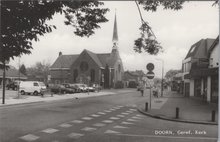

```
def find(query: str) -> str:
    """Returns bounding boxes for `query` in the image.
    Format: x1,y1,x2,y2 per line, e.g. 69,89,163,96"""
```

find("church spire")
112,11,118,49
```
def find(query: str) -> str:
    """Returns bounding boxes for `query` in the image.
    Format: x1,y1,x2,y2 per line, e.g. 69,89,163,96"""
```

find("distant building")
182,37,219,103
49,13,124,88
123,70,145,88
0,66,27,87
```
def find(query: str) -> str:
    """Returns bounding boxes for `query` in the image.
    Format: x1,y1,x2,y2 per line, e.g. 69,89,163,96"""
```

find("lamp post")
156,58,164,97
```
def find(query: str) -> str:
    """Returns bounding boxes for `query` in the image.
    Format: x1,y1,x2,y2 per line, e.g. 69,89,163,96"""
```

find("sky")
9,1,219,78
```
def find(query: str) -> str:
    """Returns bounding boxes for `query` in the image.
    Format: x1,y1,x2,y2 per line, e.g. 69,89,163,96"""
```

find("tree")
19,64,27,75
165,69,181,80
133,0,185,55
26,61,51,82
1,0,109,64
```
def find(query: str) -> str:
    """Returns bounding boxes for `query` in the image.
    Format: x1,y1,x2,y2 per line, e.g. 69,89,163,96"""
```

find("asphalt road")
0,90,218,142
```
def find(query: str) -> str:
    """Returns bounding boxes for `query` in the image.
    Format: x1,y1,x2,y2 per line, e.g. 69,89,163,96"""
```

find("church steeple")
112,11,118,49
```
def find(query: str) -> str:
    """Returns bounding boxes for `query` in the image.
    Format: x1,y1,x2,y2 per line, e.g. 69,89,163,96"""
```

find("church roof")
50,50,118,70
112,13,118,42
50,54,79,69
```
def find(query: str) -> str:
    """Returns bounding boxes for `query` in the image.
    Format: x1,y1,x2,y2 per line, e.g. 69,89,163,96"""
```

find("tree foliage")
1,0,109,63
165,69,181,80
19,64,27,75
133,0,185,55
26,61,51,82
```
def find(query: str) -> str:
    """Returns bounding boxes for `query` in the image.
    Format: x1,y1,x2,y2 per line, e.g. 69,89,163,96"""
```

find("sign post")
146,63,155,109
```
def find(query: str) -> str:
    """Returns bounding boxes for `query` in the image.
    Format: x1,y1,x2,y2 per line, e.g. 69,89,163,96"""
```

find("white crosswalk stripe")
121,121,134,125
110,117,120,120
104,110,112,113
113,125,129,129
117,114,125,117
97,112,106,115
82,117,93,120
91,114,100,117
93,123,106,127
81,127,97,131
41,128,59,134
20,134,39,141
102,120,114,123
68,132,84,139
105,130,121,134
59,123,72,128
71,120,84,124
121,112,129,115
127,118,139,122
132,116,143,119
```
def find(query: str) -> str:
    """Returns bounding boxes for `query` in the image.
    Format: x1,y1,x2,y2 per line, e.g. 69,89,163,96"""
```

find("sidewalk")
138,91,218,125
0,89,135,107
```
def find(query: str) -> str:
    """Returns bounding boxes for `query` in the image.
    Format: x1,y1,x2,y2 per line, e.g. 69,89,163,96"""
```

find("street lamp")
156,58,164,97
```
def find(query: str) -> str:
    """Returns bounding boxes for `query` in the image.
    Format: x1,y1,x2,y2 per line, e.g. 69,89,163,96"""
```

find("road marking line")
104,110,112,113
59,123,72,128
82,117,93,120
113,125,129,129
93,123,106,127
41,128,59,134
105,130,121,134
131,116,143,119
117,115,125,117
91,114,100,117
121,112,129,115
110,117,120,120
71,120,84,123
68,132,84,139
20,134,39,141
127,119,139,122
129,109,137,111
126,111,133,113
81,127,97,131
116,105,124,108
115,133,218,140
135,114,144,117
121,121,134,125
103,120,114,123
110,108,116,111
98,112,106,115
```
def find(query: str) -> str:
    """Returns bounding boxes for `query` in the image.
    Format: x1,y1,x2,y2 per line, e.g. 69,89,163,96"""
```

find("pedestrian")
140,81,145,96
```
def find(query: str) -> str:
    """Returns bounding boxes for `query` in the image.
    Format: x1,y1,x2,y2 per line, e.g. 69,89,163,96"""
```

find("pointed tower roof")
112,12,118,43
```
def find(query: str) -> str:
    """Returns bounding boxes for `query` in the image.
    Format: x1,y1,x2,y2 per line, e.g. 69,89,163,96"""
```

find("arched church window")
80,61,89,72
73,69,78,82
90,69,95,82
118,64,121,73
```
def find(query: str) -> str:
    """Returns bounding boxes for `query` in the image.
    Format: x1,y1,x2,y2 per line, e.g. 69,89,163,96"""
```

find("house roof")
208,36,219,57
50,54,79,69
97,53,111,67
0,66,27,79
185,38,215,59
84,50,103,67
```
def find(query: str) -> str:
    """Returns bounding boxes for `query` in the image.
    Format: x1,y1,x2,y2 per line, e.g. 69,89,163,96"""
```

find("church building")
49,14,124,88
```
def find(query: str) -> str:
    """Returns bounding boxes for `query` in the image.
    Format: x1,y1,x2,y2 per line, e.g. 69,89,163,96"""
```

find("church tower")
112,12,118,50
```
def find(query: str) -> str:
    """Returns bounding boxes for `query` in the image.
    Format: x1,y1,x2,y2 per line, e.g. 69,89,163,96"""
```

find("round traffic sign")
146,63,154,71
146,71,155,79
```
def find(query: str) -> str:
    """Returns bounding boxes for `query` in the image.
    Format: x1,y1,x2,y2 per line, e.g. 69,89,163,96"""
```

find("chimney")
59,51,62,56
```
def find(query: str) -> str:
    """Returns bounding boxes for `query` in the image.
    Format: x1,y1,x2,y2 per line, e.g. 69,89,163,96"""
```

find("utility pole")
2,61,6,104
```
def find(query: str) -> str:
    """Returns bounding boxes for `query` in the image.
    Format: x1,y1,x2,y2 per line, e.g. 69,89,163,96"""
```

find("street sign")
146,63,154,71
146,71,155,79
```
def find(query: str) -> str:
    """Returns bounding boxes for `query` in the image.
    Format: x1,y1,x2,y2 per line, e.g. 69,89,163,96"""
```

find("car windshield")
39,82,45,86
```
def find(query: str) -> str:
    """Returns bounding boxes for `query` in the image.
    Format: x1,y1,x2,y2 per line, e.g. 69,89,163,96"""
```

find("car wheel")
33,91,38,96
21,90,25,95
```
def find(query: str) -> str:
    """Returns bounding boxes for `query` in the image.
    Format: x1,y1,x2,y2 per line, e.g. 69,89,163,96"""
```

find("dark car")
6,82,19,90
50,84,74,94
62,83,76,93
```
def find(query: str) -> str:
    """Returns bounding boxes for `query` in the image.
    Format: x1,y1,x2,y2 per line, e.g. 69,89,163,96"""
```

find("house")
182,37,219,103
0,66,27,87
49,13,124,88
123,70,145,87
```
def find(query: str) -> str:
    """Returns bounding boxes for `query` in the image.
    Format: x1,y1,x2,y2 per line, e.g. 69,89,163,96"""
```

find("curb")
0,101,45,108
137,108,218,125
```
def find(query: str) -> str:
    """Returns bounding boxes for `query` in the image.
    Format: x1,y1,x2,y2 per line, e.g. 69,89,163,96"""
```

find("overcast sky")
10,1,219,78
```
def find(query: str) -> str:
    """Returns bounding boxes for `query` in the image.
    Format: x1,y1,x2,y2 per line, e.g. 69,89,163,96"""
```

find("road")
0,90,218,142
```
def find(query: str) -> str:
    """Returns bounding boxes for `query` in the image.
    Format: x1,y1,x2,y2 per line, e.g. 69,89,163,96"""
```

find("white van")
19,81,47,95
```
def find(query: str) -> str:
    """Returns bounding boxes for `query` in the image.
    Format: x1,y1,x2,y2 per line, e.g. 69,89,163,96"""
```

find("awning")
185,67,218,79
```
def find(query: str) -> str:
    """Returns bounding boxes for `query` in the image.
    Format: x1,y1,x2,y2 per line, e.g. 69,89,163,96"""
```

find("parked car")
50,84,74,94
62,83,76,93
6,81,19,90
72,84,88,92
19,81,47,95
69,84,81,93
84,84,95,92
